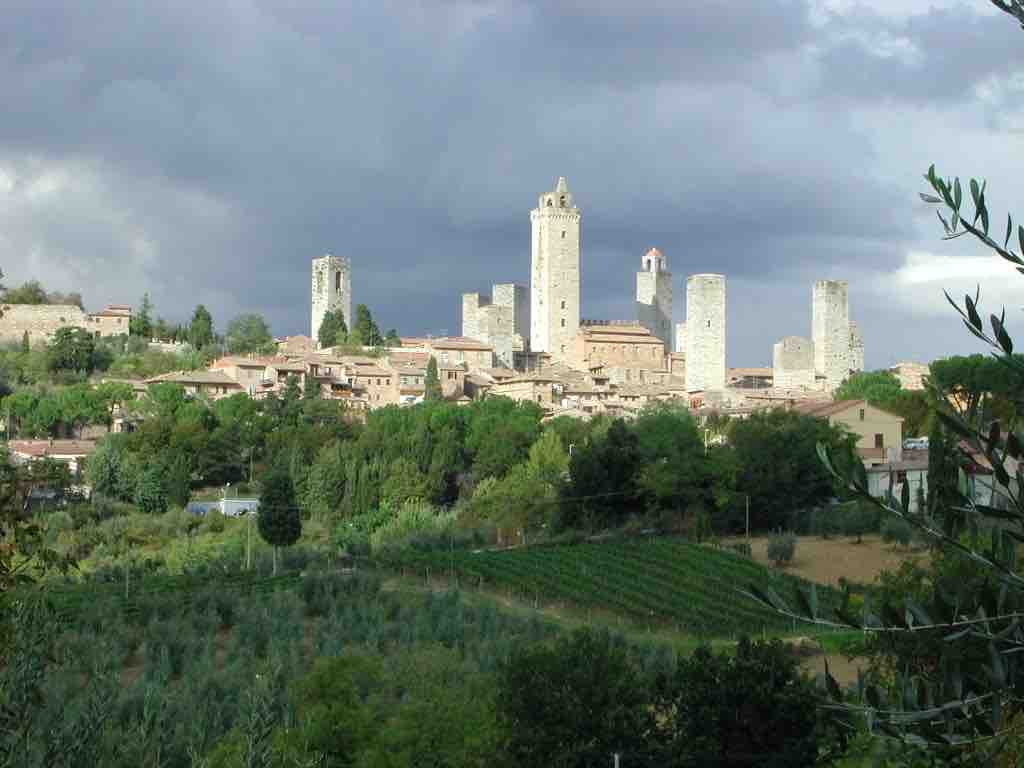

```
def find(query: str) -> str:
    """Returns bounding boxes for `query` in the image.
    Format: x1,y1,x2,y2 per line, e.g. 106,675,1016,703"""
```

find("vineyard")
381,536,837,638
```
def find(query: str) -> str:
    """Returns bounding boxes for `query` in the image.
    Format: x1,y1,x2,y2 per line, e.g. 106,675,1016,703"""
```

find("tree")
225,313,273,355
2,280,48,305
834,370,902,404
384,328,400,347
257,466,301,575
750,147,1024,755
188,304,214,350
656,637,832,766
562,418,641,530
302,372,320,401
316,309,348,350
135,465,168,515
353,304,382,347
424,356,442,401
20,331,29,353
130,293,153,338
729,409,853,532
497,628,653,767
47,327,96,374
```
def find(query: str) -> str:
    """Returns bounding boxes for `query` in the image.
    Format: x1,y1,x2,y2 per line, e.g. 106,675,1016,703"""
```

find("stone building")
684,274,726,393
311,254,352,347
772,336,815,390
849,320,864,373
674,321,687,354
461,283,529,368
400,336,494,371
0,303,132,345
530,177,580,359
635,247,672,348
812,280,850,392
569,321,667,385
890,361,928,390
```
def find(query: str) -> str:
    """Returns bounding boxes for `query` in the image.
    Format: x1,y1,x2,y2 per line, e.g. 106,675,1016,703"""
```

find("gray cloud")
1,0,1022,368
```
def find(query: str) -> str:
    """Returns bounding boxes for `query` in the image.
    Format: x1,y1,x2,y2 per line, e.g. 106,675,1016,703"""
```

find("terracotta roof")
212,356,281,368
146,370,243,387
728,367,773,378
347,366,392,377
480,367,516,380
387,350,431,366
10,440,98,457
272,362,307,372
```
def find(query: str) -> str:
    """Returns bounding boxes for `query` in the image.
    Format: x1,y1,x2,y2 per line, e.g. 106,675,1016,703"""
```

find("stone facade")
674,322,687,354
530,177,580,359
890,361,928,390
635,247,672,348
812,280,850,392
772,336,815,390
0,303,131,345
461,283,528,368
311,254,352,347
684,274,726,393
570,321,666,374
849,320,864,373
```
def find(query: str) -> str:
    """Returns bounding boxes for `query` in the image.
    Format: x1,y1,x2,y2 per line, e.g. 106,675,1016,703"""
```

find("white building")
530,177,581,359
684,274,726,393
311,254,352,348
635,247,672,349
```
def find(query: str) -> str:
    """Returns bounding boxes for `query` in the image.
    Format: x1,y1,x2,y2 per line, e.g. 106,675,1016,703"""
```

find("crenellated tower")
530,177,581,358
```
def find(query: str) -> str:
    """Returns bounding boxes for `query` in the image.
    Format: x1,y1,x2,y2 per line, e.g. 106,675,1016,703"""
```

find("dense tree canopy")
225,313,273,355
188,304,215,350
316,309,348,350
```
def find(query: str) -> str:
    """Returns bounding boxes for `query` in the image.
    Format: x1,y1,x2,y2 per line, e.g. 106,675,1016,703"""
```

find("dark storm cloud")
1,0,1021,366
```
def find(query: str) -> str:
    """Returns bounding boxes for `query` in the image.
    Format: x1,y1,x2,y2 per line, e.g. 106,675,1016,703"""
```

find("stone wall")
675,322,687,354
461,292,486,340
530,177,580,358
0,304,107,345
849,320,864,373
684,274,726,392
772,336,815,390
812,280,849,392
311,254,352,346
635,247,672,349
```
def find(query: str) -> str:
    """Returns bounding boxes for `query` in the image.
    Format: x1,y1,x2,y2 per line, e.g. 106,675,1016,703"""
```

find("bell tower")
530,176,581,357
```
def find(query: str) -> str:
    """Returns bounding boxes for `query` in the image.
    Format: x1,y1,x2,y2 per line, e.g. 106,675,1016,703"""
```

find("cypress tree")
425,357,442,401
258,466,301,575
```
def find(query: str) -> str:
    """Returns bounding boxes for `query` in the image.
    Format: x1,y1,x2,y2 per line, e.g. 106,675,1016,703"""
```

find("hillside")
380,536,837,638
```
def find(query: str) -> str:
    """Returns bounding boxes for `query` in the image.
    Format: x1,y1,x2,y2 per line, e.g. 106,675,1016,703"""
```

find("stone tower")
635,247,672,349
530,176,581,358
849,320,864,373
311,254,352,347
461,283,529,368
685,274,726,392
773,336,815,390
812,280,850,391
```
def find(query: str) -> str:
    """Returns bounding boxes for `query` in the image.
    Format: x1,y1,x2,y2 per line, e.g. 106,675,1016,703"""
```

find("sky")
2,0,1023,369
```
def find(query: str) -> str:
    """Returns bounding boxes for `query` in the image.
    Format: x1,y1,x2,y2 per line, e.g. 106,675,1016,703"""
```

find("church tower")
635,247,672,348
530,177,581,357
311,254,352,347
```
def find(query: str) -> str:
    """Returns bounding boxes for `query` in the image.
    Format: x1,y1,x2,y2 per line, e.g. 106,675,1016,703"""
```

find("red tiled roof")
10,440,98,457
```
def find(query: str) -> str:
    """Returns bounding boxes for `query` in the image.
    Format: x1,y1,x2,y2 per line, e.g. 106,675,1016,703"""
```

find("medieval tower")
530,177,580,357
685,274,726,392
635,247,672,349
311,254,352,347
812,280,850,391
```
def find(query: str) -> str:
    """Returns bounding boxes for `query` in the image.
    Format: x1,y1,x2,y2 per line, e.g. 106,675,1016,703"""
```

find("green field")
380,536,835,638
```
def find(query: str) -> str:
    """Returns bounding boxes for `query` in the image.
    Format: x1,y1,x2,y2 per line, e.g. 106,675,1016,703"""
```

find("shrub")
728,541,752,558
204,509,226,534
841,502,879,544
767,533,796,566
881,517,912,548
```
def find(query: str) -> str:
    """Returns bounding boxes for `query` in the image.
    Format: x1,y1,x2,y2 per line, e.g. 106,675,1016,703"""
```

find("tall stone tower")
812,280,850,391
635,247,672,348
848,320,864,373
530,177,581,358
685,274,726,392
311,254,352,347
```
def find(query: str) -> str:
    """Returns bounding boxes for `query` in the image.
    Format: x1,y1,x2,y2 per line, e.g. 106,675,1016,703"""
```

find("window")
560,319,566,328
705,320,711,328
561,300,566,309
874,433,884,449
560,345,566,353
559,195,566,206
335,271,341,291
859,409,865,421
561,230,566,239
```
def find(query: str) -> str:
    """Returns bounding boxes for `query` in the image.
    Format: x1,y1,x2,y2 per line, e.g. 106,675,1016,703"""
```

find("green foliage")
257,467,301,574
835,371,933,437
316,308,348,350
188,304,215,350
880,516,912,547
498,627,653,766
424,356,442,401
766,533,796,566
225,313,273,355
47,326,97,374
659,636,831,766
563,418,640,530
129,292,153,338
353,304,382,347
729,409,854,532
840,501,878,543
135,465,169,515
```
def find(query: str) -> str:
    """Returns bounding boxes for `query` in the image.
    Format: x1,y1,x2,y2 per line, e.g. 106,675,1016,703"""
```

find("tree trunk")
273,546,278,576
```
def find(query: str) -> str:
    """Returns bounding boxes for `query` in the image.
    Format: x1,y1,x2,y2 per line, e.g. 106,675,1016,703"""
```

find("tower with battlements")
812,280,850,391
311,254,352,348
530,177,581,358
635,247,672,349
